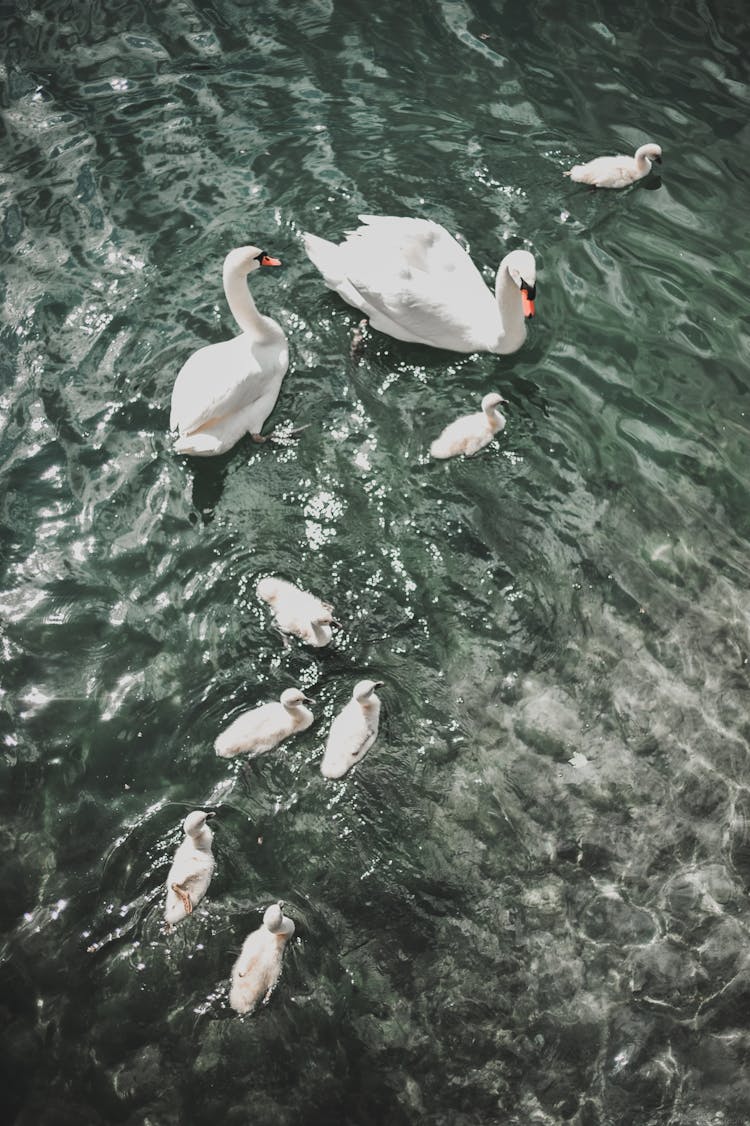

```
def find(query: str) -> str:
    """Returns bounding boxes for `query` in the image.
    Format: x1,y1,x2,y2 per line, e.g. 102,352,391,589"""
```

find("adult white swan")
564,143,662,188
303,216,536,354
170,245,288,456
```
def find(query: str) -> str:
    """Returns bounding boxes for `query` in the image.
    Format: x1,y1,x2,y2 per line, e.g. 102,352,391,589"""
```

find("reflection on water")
2,0,750,1122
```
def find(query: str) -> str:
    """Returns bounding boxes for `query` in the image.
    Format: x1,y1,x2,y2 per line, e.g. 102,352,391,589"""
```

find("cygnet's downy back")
164,810,216,927
229,902,295,1014
321,679,384,779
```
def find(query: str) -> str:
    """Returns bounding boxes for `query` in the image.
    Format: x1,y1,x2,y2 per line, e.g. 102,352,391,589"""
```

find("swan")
430,392,508,459
170,245,288,456
164,810,215,927
303,216,536,354
256,576,339,647
214,687,314,759
229,902,295,1014
320,679,383,779
564,143,662,188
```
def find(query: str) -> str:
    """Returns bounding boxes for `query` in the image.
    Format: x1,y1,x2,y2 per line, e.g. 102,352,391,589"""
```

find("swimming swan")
321,679,383,779
214,688,314,759
564,143,662,188
430,392,508,459
256,576,339,647
303,216,536,354
170,245,288,456
164,810,215,927
229,902,295,1014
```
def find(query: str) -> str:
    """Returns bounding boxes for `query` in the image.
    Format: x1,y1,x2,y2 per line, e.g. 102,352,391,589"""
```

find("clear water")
2,1,750,1123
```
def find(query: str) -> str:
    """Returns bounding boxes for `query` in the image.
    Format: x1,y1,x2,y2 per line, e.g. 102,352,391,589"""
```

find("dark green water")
2,1,750,1123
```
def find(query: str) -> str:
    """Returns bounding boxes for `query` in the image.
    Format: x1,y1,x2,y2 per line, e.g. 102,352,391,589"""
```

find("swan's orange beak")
260,254,282,266
520,282,535,319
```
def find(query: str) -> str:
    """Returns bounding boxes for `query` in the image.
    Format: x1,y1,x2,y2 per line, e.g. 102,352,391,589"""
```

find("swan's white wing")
335,217,498,350
170,331,287,435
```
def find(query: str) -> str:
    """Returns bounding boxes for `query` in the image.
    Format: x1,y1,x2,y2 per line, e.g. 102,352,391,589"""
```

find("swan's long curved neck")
223,262,274,338
493,263,526,351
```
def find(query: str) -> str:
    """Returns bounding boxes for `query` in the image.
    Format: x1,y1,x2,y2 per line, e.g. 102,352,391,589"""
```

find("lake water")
2,1,750,1123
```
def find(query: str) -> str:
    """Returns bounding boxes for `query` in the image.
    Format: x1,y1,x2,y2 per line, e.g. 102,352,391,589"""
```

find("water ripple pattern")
1,1,750,1123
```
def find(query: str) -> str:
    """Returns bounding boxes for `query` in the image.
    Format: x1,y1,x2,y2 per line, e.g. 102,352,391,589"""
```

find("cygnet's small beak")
302,695,315,704
330,619,343,629
653,155,662,165
373,681,385,689
205,811,216,819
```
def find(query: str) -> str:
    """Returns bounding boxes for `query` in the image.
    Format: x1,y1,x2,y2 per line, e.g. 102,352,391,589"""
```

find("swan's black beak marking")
520,280,536,319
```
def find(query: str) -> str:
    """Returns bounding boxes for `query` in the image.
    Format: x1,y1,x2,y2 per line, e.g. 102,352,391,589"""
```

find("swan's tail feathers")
214,731,241,758
173,431,223,456
302,233,343,284
303,232,369,313
562,170,571,177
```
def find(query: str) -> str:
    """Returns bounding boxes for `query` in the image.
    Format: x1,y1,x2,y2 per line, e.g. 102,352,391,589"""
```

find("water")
2,0,750,1122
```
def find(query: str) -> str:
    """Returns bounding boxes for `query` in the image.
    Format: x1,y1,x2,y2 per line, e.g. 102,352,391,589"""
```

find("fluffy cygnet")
256,576,339,647
164,810,216,927
564,142,662,188
214,687,314,759
229,902,295,1014
320,679,383,780
429,392,507,460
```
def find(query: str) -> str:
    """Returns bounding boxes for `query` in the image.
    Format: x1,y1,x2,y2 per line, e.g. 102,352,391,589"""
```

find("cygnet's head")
637,142,662,163
481,392,508,413
280,687,313,709
353,679,384,703
263,902,285,932
183,810,214,837
224,245,282,275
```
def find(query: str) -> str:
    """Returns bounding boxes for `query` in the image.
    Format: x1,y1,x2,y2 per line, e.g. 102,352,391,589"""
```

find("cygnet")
215,687,314,759
256,576,339,647
320,679,383,779
229,902,295,1014
564,142,662,188
429,392,507,460
164,810,216,927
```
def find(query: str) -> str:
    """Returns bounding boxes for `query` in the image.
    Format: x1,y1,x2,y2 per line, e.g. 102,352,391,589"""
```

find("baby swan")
256,576,339,647
164,810,216,927
321,679,384,779
229,902,295,1014
215,687,314,759
430,392,507,460
564,143,662,189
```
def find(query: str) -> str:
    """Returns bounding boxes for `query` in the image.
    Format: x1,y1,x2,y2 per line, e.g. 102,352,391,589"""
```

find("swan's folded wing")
170,334,287,435
341,218,496,346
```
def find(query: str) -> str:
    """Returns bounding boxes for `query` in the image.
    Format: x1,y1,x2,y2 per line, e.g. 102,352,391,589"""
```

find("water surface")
2,1,750,1123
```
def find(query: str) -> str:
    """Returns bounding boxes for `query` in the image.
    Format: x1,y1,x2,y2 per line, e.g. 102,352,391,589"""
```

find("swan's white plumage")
303,216,535,355
170,246,288,456
564,143,662,188
164,811,215,926
229,903,295,1014
256,576,337,647
430,392,507,460
321,680,383,779
214,688,314,759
